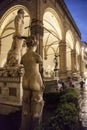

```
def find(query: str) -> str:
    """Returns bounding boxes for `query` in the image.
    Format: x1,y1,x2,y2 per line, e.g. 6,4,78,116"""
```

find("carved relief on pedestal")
0,66,24,106
0,65,24,78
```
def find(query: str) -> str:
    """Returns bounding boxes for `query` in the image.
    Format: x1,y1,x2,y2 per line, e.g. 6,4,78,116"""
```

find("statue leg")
14,38,24,64
30,91,44,130
20,89,31,130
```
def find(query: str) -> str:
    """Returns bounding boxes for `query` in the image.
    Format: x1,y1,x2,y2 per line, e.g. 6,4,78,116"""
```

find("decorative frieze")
0,77,20,83
0,66,24,78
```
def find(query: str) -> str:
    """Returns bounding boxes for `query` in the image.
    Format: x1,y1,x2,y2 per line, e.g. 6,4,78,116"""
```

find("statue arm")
35,53,43,64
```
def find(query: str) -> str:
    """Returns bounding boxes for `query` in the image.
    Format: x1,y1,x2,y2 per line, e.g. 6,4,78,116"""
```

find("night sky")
64,0,87,42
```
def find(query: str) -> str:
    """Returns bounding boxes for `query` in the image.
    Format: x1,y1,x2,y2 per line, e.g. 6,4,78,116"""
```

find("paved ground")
75,84,87,128
74,83,87,130
0,110,21,130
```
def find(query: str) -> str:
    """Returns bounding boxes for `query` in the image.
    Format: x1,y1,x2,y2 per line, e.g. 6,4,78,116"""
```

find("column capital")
71,49,76,55
59,40,66,45
30,18,43,36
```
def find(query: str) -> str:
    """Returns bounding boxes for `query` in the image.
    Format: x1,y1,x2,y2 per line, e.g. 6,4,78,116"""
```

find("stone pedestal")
0,66,24,108
54,69,59,80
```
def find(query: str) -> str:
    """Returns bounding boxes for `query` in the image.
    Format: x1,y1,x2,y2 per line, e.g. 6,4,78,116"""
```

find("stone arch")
66,29,74,71
43,7,63,77
66,30,74,49
0,5,31,67
43,7,63,40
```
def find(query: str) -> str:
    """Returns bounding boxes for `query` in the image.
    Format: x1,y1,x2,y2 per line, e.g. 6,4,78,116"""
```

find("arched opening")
66,30,74,71
0,5,31,67
43,8,63,78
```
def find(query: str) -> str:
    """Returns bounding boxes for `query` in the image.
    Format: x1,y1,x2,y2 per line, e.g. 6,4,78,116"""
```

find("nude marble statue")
20,35,44,130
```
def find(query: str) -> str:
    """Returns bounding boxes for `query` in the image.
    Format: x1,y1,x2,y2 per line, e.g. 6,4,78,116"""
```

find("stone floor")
0,110,21,130
75,84,87,128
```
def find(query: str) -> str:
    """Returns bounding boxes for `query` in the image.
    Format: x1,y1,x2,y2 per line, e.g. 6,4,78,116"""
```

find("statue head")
17,9,24,14
26,35,38,48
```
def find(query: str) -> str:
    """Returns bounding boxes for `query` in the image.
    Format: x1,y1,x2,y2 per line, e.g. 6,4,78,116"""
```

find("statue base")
0,66,24,114
54,68,59,80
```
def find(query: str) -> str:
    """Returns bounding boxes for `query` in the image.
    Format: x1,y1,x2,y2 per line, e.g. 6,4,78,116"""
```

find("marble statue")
0,9,25,110
6,9,25,67
20,35,44,130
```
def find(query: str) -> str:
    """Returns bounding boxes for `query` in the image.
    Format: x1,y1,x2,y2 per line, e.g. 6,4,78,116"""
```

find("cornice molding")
57,0,81,39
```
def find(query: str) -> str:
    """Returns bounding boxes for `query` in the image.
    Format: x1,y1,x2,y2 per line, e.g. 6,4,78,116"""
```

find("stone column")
81,55,85,77
30,19,44,77
79,54,82,76
71,50,76,73
59,41,67,79
30,18,43,58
